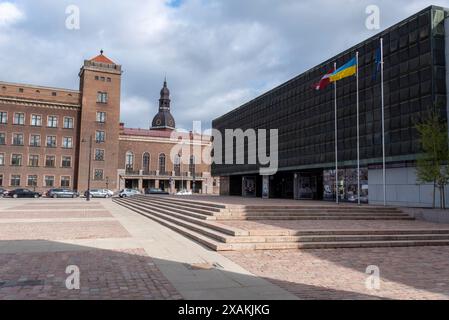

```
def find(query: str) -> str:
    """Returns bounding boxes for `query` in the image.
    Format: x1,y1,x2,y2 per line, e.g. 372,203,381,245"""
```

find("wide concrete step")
123,197,217,219
135,195,228,210
114,198,246,238
222,212,409,217
262,234,449,243
248,229,449,236
215,215,414,221
241,240,449,250
242,205,402,211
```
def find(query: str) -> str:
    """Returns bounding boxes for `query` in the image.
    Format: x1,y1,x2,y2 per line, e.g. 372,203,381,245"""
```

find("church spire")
151,79,176,131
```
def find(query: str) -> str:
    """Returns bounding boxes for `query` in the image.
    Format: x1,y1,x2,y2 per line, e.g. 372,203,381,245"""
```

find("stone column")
138,178,143,192
155,180,160,189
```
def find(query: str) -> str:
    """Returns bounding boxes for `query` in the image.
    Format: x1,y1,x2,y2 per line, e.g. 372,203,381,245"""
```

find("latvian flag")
313,69,334,91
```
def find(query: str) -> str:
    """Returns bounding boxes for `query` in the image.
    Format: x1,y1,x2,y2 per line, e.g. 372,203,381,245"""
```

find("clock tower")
151,79,176,131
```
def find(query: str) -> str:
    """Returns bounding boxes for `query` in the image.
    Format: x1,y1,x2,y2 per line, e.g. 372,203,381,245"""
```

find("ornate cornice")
0,96,81,111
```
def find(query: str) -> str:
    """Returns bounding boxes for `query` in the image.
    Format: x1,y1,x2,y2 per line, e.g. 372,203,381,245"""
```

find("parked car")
119,189,141,198
145,188,169,195
0,188,8,198
176,189,192,196
8,189,42,199
46,189,79,198
84,189,113,198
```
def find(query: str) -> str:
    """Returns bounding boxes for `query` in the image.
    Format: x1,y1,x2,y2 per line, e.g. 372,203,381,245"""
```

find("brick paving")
223,247,449,300
219,219,449,232
0,248,182,300
0,210,113,219
0,221,130,240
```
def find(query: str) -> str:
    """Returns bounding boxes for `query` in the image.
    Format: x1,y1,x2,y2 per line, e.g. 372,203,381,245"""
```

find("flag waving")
329,57,357,82
313,69,334,91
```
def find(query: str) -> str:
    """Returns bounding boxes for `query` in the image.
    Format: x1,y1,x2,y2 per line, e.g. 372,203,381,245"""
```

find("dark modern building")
212,5,449,207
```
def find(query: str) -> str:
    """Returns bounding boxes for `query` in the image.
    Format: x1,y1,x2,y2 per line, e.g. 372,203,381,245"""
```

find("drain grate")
0,279,45,288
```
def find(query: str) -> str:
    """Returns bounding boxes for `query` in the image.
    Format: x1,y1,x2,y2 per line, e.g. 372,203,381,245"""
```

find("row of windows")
94,76,112,82
125,152,196,174
0,112,108,126
0,112,75,128
0,174,71,188
0,153,72,168
0,133,74,148
0,86,74,98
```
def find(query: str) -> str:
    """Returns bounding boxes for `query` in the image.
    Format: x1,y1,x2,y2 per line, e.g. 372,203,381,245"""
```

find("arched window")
174,154,181,176
159,153,166,174
189,155,196,177
142,152,150,173
125,152,134,171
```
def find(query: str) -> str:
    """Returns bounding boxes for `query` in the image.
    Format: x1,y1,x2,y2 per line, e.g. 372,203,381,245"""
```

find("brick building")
0,52,218,195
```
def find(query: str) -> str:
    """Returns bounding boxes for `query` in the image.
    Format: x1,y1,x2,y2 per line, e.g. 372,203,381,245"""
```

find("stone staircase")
113,195,449,251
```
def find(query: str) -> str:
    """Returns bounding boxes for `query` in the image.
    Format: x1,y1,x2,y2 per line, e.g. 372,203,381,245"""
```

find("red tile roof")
90,53,115,64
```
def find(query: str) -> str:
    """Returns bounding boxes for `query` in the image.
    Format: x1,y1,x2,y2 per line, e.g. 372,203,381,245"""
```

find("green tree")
415,112,449,209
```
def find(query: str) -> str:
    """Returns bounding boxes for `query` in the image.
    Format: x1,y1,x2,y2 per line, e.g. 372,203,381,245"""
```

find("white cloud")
0,0,448,131
0,2,24,27
120,96,155,129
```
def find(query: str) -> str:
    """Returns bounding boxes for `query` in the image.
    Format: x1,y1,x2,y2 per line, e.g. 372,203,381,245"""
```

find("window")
143,152,150,173
31,114,42,126
95,131,105,143
46,136,57,148
96,112,106,123
28,155,39,167
45,176,55,187
0,153,4,166
0,174,3,186
0,132,5,145
11,175,20,187
100,77,105,82
63,117,74,129
125,152,134,170
95,76,99,80
95,149,105,161
13,113,25,125
94,169,104,181
45,155,56,168
11,154,22,166
27,175,38,187
61,176,70,187
0,112,7,124
52,92,57,96
12,133,24,145
174,154,181,176
107,77,111,82
61,156,72,168
47,116,58,128
189,156,196,176
63,137,73,148
97,92,108,103
30,134,41,147
159,154,166,174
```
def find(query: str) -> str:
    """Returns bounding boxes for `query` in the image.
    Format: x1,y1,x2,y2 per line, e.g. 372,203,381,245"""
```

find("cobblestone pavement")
219,219,449,232
0,199,182,300
0,248,182,300
223,247,449,300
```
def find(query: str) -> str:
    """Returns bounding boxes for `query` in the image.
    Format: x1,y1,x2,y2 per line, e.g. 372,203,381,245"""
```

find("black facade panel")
212,6,449,176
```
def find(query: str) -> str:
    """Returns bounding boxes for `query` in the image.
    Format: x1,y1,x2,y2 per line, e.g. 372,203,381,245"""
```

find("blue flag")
373,47,382,81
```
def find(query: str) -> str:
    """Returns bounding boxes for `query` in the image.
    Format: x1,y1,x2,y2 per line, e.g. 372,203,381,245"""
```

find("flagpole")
380,38,386,206
356,51,361,206
334,62,339,205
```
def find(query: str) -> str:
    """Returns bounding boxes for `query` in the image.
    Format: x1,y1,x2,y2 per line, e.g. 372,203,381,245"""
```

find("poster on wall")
262,176,269,199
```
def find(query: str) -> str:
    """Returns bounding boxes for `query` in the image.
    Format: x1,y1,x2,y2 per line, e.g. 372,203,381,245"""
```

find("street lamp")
81,135,93,201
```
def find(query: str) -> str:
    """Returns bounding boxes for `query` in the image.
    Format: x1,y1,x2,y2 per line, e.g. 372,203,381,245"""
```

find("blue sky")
0,0,448,131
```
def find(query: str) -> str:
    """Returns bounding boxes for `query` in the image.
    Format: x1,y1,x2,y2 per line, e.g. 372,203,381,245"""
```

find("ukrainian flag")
329,57,357,82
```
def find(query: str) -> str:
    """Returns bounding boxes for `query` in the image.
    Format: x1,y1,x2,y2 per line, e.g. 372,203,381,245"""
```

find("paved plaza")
0,197,449,300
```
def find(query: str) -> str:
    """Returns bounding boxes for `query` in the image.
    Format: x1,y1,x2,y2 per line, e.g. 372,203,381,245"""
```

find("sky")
0,0,448,131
